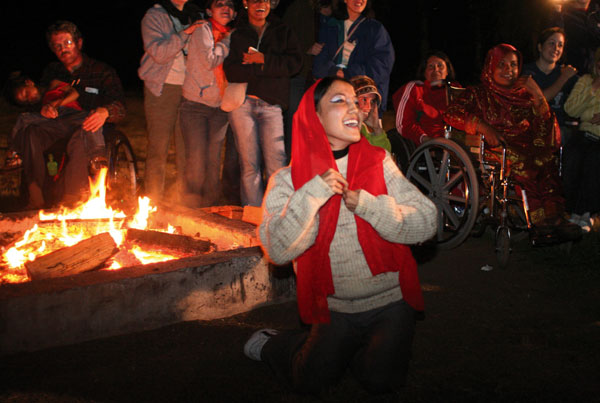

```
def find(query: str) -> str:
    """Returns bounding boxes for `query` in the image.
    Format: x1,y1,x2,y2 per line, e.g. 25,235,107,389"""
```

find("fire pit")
0,174,295,355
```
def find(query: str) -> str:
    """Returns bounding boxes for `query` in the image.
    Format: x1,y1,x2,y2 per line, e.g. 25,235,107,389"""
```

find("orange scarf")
210,18,231,97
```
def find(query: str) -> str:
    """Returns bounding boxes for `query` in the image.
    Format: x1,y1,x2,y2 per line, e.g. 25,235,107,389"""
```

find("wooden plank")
125,229,212,252
25,232,118,281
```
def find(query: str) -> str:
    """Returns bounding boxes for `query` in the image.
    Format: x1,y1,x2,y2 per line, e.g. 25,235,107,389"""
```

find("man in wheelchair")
8,20,126,209
444,43,582,243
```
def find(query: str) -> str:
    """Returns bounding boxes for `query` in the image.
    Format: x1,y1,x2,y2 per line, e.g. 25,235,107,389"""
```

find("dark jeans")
261,300,416,395
10,108,104,204
179,99,228,208
562,131,600,215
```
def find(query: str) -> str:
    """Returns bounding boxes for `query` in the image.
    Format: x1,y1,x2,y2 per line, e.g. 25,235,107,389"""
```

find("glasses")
51,39,75,52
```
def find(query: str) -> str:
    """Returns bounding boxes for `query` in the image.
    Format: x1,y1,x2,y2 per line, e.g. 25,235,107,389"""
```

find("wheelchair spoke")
423,150,438,185
447,194,467,204
409,170,434,194
443,169,465,192
440,201,461,229
437,150,451,188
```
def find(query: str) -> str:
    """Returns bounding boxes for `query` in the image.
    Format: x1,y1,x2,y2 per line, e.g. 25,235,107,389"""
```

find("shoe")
243,328,278,361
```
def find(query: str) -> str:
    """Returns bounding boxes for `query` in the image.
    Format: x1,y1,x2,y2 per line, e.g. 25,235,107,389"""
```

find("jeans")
261,300,416,395
228,97,287,206
10,108,104,204
179,99,228,207
143,84,186,202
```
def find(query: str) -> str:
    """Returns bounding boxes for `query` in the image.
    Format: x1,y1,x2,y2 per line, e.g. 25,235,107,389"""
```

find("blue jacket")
313,15,395,110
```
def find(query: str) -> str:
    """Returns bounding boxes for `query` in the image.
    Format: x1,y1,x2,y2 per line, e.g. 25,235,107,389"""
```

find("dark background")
0,0,578,100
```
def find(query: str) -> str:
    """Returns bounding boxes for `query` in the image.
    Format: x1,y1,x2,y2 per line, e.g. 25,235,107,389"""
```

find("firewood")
125,228,212,252
242,205,262,225
25,232,118,281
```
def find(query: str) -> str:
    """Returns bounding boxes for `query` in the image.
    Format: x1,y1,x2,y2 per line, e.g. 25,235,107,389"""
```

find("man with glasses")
10,20,125,208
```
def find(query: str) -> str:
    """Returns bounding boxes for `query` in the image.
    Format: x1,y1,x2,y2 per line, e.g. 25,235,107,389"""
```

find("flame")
1,167,185,284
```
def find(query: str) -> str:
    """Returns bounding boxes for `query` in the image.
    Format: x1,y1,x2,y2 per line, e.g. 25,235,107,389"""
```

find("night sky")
0,0,570,99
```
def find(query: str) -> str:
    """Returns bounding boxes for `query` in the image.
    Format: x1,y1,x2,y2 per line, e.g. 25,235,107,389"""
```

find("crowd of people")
2,0,600,398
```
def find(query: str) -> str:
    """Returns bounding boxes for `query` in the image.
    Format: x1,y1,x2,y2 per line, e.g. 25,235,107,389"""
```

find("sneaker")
243,328,278,361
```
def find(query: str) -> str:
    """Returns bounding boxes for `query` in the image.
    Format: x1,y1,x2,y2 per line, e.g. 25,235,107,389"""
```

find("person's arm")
46,79,79,108
564,75,594,118
312,15,339,78
395,81,427,145
189,23,230,71
259,168,339,265
253,25,303,79
223,30,253,83
82,65,126,132
346,153,437,245
141,7,190,65
541,64,578,101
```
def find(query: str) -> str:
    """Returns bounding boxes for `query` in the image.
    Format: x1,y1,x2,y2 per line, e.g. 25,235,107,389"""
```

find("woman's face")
317,80,362,151
209,0,235,26
244,0,270,25
424,56,448,83
539,32,565,64
493,52,519,88
345,0,367,18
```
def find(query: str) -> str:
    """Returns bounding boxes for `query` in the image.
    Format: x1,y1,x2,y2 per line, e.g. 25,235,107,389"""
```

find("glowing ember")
1,167,189,284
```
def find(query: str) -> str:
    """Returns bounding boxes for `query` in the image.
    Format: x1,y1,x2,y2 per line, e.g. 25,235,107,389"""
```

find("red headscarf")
481,43,533,108
290,79,424,324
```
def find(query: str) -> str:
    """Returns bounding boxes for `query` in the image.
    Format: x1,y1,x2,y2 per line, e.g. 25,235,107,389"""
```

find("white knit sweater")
259,152,437,313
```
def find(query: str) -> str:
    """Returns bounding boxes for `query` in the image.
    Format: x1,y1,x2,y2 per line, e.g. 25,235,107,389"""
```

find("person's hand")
364,105,381,131
41,104,58,119
82,107,109,132
307,42,324,56
183,20,205,35
560,64,577,80
590,112,600,125
320,168,348,195
516,75,544,98
243,48,264,65
342,188,360,212
336,68,345,78
478,121,505,148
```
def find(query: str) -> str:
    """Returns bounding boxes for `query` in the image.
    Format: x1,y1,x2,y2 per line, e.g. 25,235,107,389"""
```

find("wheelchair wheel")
386,129,415,174
107,133,138,201
406,138,479,249
495,226,511,269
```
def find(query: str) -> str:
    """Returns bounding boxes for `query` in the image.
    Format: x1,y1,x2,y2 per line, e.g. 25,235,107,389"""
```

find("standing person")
393,51,461,146
244,77,437,395
444,43,582,241
223,0,302,206
549,0,600,75
563,47,600,223
312,0,394,113
179,0,235,208
10,20,126,208
138,0,203,203
522,27,579,146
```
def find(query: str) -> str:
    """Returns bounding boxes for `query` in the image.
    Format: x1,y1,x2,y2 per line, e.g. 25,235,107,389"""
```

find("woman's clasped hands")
320,168,360,212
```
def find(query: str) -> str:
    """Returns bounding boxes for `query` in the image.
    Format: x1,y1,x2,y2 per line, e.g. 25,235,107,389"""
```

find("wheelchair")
402,129,535,268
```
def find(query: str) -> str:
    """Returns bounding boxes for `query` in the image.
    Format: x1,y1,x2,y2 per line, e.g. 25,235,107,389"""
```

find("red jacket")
393,80,457,145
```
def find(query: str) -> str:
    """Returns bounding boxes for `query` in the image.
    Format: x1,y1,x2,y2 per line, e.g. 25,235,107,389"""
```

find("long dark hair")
535,27,566,60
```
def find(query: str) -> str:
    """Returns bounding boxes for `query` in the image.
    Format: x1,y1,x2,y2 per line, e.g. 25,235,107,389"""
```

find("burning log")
125,228,212,253
25,232,118,281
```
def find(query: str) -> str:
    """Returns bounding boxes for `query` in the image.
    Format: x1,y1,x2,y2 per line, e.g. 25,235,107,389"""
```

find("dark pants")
562,131,600,215
261,300,416,395
10,108,104,204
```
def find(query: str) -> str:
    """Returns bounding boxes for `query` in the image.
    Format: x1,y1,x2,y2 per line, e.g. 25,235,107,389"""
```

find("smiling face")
493,51,519,88
208,0,235,25
344,0,367,20
317,80,362,150
424,55,448,83
49,32,83,72
244,0,270,27
539,32,565,65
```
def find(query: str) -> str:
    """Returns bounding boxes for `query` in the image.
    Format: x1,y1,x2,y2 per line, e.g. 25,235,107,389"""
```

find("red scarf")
481,43,533,109
210,18,231,97
290,80,424,324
